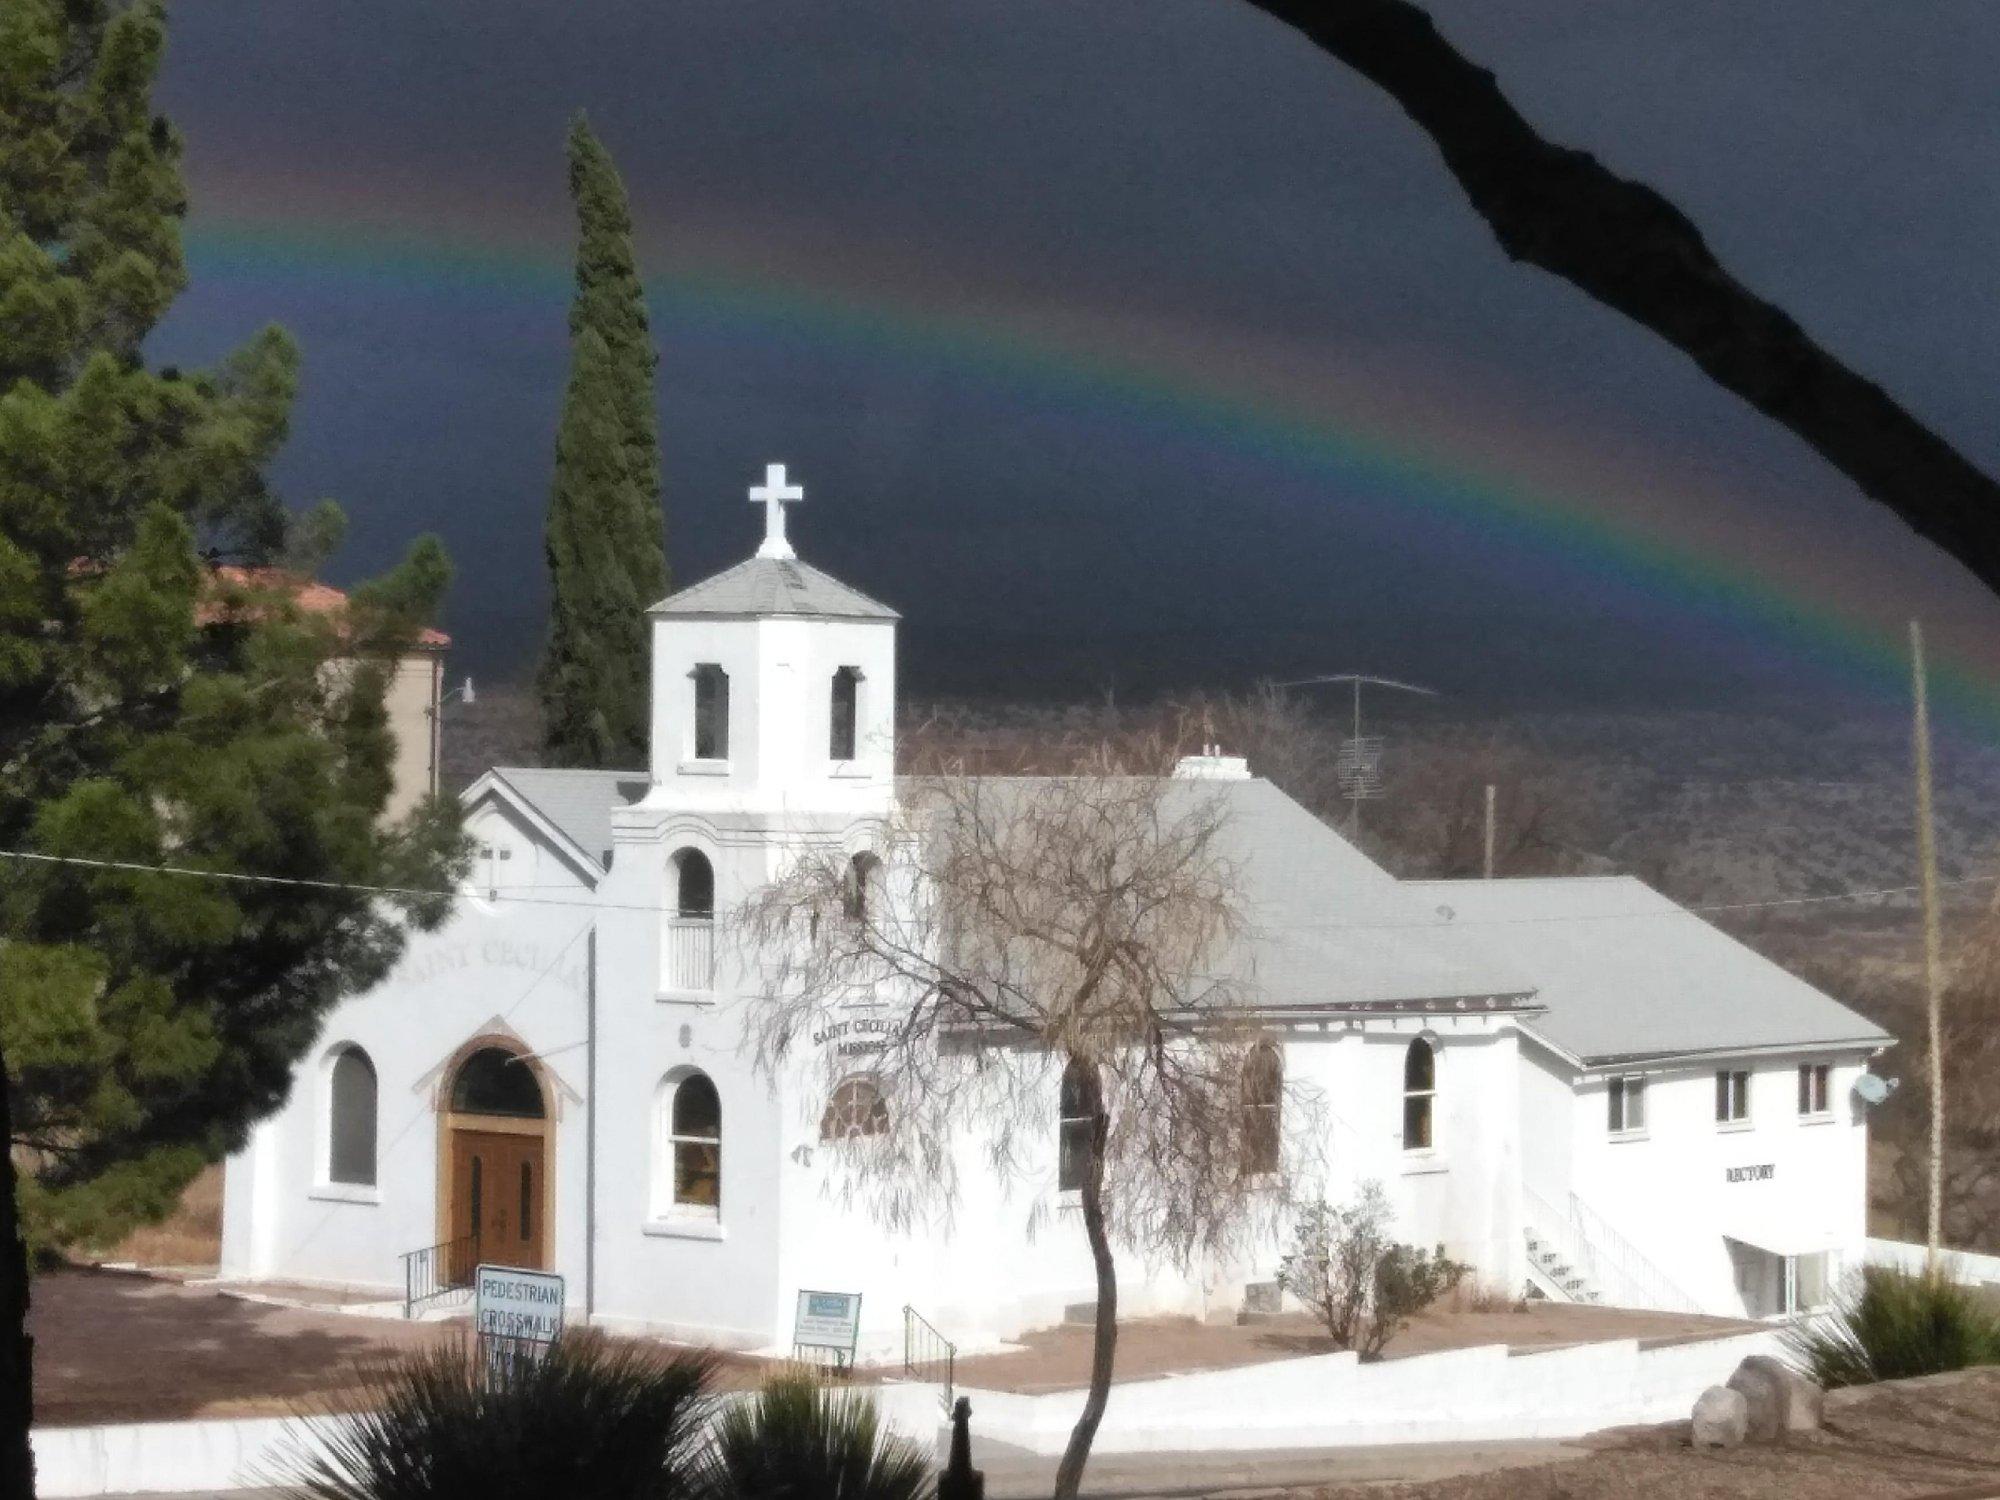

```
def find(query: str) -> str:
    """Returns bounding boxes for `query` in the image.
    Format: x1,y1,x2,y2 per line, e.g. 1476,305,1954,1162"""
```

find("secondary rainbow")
182,209,2000,736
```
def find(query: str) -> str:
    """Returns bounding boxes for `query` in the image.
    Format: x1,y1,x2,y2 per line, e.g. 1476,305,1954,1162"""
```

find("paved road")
86,1436,1585,1500
974,1436,1585,1497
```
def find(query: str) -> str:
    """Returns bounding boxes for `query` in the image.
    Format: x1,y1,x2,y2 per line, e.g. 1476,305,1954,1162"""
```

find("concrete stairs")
1523,1226,1603,1305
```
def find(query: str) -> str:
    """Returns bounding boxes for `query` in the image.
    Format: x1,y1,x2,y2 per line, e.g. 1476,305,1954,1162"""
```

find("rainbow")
180,200,2000,737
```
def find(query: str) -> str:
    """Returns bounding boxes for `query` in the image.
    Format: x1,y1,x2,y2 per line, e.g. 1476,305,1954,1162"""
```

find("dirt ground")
27,1266,773,1426
950,1302,1759,1394
1301,1367,2000,1500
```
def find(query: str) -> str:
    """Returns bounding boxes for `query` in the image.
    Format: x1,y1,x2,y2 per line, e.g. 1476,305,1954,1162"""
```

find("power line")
3,847,1988,933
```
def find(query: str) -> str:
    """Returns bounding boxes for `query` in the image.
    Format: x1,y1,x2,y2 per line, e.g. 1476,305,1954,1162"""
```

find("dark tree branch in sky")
1238,0,2000,593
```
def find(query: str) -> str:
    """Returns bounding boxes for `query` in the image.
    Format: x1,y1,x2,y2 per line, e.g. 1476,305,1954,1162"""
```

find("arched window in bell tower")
691,664,729,760
830,666,861,761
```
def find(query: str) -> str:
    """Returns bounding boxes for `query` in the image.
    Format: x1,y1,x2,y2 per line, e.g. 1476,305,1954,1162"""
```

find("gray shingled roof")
650,556,898,621
482,768,646,869
896,775,1535,1010
1403,877,1893,1064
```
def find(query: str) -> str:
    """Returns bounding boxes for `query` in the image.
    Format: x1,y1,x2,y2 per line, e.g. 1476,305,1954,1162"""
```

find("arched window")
692,664,729,760
451,1047,545,1119
829,666,861,760
820,1075,890,1142
674,849,715,919
1058,1058,1096,1193
1241,1042,1282,1176
1402,1038,1436,1151
842,852,881,924
327,1047,378,1186
669,1072,722,1212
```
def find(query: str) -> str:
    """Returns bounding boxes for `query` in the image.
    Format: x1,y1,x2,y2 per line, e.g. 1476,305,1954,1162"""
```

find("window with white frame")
327,1046,378,1186
1402,1038,1436,1150
1715,1068,1751,1125
1607,1073,1646,1135
665,1072,722,1214
1797,1062,1832,1117
830,666,861,761
1241,1042,1282,1176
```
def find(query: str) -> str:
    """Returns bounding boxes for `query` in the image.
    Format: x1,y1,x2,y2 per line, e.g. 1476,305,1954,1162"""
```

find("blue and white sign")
475,1264,566,1344
793,1289,862,1358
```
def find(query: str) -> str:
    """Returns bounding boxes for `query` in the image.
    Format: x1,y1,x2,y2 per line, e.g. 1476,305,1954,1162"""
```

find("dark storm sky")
149,2,2000,716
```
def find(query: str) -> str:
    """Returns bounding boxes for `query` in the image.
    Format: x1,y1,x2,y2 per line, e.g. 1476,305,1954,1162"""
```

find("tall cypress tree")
540,114,666,768
1,7,463,1483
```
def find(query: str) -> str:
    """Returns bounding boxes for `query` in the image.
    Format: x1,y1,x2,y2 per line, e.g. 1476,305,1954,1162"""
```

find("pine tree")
0,9,464,1481
539,114,666,768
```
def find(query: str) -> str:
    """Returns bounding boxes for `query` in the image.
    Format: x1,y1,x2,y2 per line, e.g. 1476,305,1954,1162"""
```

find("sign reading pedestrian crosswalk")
475,1264,564,1384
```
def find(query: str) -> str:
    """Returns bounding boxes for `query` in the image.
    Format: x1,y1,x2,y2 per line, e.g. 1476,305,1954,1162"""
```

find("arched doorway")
439,1045,551,1273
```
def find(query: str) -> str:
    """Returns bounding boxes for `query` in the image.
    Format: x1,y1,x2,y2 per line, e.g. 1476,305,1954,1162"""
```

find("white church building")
219,465,1893,1353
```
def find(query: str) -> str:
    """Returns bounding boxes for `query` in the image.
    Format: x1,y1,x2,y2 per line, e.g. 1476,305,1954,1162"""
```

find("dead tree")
740,740,1300,1500
1236,0,2000,592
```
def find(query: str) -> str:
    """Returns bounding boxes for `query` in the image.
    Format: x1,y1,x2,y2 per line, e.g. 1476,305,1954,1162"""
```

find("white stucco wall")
220,795,597,1295
1521,1039,1874,1316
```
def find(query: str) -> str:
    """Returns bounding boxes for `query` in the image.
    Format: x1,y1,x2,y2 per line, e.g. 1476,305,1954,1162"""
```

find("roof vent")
1173,748,1251,781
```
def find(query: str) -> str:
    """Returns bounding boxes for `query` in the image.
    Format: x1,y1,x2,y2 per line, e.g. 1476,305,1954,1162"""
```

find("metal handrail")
1523,1184,1698,1313
903,1304,957,1406
1565,1190,1701,1314
401,1231,479,1319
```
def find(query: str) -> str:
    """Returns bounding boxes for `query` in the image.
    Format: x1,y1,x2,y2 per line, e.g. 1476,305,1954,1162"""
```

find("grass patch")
1784,1264,2000,1389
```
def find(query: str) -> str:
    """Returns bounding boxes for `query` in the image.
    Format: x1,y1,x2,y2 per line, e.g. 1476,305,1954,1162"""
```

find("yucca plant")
699,1373,935,1500
278,1332,718,1500
1784,1264,2000,1389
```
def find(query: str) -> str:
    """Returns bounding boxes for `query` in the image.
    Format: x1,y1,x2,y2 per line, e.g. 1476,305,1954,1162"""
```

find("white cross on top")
749,462,805,560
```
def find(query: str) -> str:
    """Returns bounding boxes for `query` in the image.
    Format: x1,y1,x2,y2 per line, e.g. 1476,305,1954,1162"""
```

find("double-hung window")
1715,1069,1751,1126
1607,1074,1646,1136
1797,1062,1832,1118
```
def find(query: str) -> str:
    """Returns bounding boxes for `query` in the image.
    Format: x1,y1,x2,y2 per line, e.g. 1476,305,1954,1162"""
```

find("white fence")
1865,1237,2000,1288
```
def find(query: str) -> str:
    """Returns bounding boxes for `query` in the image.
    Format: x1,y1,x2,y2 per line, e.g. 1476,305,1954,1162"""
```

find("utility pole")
1910,620,1946,1261
1484,783,1497,880
1277,673,1438,836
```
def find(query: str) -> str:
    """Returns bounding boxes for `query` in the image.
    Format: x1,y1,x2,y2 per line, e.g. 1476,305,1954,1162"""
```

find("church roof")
483,767,647,870
1207,779,1537,1010
1403,877,1893,1065
901,776,1539,1012
650,556,899,621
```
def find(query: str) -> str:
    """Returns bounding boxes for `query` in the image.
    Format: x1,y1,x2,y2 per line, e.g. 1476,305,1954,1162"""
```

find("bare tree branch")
1237,0,2000,590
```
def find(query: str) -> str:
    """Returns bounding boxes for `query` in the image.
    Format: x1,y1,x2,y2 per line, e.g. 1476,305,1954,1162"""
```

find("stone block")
1726,1355,1793,1443
1692,1384,1748,1448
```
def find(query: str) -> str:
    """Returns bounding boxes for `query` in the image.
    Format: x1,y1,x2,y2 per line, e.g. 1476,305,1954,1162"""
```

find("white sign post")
793,1289,862,1370
475,1264,565,1386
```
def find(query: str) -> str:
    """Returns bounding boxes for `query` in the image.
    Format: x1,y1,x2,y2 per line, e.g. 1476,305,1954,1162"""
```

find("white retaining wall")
32,1331,1777,1494
942,1329,1782,1456
30,1387,947,1498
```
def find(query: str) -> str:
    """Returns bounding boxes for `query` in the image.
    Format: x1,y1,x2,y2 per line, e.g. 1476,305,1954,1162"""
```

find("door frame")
434,1037,556,1270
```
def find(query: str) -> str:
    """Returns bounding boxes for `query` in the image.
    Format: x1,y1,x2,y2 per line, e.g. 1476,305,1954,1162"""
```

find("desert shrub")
699,1372,934,1500
279,1332,717,1500
1277,1180,1470,1359
1784,1264,2000,1389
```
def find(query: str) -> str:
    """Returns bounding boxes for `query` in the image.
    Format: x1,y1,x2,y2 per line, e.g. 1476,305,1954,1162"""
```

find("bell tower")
642,463,898,816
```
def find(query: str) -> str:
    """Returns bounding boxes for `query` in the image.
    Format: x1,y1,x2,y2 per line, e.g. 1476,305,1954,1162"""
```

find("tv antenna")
1275,673,1439,834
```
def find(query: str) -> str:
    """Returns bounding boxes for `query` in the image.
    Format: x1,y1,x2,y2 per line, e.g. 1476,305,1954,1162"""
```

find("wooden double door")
448,1128,547,1273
